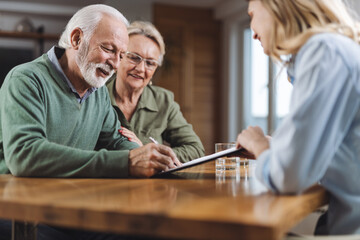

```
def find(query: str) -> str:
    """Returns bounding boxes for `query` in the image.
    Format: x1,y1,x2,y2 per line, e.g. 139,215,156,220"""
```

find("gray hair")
59,4,129,49
128,21,166,66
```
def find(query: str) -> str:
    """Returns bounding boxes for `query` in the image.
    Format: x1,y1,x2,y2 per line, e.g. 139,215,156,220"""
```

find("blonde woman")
106,21,205,163
236,0,360,235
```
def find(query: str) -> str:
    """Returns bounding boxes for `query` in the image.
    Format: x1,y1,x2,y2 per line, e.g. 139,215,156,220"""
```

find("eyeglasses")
124,52,159,70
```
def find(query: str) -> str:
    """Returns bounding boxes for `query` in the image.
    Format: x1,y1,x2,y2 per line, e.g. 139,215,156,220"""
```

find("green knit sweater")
0,54,139,177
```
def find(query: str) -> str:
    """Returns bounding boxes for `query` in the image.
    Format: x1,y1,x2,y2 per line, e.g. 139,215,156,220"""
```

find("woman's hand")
236,126,270,159
119,127,143,146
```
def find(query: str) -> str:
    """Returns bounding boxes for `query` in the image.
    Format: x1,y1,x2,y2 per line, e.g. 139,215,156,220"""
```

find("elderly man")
0,4,180,178
0,4,181,240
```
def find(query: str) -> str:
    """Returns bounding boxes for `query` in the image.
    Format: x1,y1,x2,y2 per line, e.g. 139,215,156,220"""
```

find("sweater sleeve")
1,67,137,178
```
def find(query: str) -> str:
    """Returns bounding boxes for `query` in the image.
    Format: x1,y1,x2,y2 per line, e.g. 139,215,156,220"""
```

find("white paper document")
155,147,246,176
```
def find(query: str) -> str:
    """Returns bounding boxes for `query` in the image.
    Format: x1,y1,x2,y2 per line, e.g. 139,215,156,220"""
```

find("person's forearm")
5,138,130,177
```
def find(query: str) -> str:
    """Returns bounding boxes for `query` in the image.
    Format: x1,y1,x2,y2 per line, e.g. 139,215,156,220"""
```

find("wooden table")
0,161,328,240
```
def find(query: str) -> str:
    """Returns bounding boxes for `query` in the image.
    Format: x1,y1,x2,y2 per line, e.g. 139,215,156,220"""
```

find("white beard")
75,42,114,88
80,62,114,88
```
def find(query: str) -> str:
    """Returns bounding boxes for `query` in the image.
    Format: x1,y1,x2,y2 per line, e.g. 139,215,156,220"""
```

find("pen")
149,136,179,168
149,137,158,144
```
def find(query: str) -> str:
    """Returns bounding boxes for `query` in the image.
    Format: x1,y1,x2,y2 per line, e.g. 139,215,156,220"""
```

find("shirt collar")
107,77,159,112
137,85,159,112
47,46,97,103
286,55,296,85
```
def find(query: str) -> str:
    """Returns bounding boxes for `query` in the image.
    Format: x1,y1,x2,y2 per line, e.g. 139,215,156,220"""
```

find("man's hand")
128,143,182,177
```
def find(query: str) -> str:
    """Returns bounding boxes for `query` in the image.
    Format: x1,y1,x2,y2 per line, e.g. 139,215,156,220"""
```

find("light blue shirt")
256,33,360,235
47,46,96,103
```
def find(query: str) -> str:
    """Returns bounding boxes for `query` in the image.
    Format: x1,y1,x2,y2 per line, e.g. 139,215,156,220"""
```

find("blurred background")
1,0,360,154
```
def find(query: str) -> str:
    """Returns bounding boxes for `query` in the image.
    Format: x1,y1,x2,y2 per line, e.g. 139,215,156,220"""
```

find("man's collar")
47,46,97,103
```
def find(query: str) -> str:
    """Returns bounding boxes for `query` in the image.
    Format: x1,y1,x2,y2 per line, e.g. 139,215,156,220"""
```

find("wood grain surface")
0,161,328,240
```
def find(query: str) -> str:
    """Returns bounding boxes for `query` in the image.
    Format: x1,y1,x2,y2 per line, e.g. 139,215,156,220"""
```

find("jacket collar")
137,85,159,112
107,78,158,112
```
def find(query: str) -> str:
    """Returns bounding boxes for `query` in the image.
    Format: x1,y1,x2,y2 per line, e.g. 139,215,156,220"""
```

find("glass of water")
215,143,240,171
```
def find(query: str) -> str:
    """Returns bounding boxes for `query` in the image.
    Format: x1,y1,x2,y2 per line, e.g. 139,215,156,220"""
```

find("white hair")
59,4,129,49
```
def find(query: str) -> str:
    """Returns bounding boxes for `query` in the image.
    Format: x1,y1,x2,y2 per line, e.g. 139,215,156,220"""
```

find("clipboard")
155,147,247,176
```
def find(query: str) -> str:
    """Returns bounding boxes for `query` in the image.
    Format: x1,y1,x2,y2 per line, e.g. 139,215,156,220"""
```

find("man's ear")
70,28,83,50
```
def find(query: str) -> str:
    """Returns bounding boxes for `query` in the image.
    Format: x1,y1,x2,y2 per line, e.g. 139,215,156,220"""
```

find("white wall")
348,0,360,18
214,0,248,141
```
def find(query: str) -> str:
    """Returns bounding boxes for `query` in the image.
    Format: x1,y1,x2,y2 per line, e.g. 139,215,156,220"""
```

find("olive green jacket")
106,79,205,162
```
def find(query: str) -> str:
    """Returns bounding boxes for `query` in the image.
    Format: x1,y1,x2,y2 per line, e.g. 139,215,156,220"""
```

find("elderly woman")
106,21,204,163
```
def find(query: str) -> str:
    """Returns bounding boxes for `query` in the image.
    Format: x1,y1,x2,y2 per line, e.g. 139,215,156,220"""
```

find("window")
275,65,293,119
243,28,292,134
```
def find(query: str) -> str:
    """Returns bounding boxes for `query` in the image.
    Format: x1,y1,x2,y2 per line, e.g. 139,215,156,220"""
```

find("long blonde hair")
254,0,360,61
